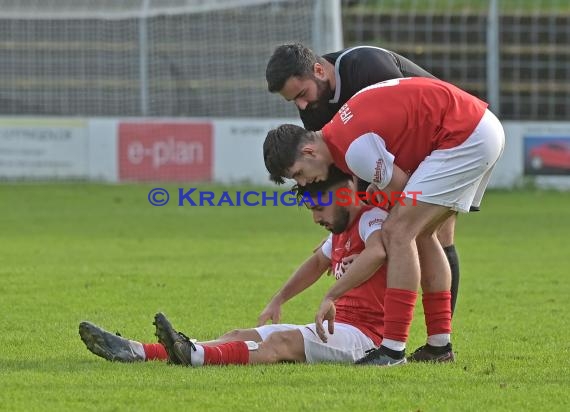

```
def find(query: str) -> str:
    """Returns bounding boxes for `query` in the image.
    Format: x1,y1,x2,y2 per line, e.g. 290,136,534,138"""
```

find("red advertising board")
118,122,213,181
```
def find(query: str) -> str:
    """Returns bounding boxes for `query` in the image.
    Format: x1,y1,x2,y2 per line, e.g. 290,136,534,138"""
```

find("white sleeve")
358,208,389,242
320,234,333,259
345,133,395,189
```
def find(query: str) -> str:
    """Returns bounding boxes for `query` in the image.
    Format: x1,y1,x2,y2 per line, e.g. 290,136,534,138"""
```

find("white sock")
427,334,451,347
130,341,146,360
190,344,205,367
382,338,406,352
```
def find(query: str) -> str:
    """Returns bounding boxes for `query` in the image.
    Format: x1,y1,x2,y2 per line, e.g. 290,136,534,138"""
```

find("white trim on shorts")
404,109,505,213
255,322,376,364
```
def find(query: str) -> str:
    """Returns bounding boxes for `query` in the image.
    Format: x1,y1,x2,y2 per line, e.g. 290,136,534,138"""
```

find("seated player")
80,167,393,366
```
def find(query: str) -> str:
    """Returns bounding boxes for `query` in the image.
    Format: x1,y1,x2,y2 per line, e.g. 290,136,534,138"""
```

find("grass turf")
0,184,568,411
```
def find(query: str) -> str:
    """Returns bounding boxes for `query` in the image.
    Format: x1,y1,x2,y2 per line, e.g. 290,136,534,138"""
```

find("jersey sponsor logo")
332,260,351,280
368,217,384,227
332,252,359,280
373,158,384,184
339,104,353,124
332,262,344,280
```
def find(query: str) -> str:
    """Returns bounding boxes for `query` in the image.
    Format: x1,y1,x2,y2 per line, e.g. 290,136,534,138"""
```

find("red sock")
142,343,168,361
203,341,249,365
423,291,452,336
383,288,417,342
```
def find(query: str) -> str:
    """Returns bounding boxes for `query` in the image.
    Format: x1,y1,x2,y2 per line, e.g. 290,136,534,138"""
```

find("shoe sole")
79,321,136,362
407,353,455,363
153,313,182,365
79,321,114,361
379,357,407,367
358,359,408,367
356,356,408,367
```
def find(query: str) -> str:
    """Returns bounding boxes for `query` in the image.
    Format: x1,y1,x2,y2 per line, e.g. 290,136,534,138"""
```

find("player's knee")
436,226,454,247
265,331,292,347
436,214,456,246
258,338,281,363
382,219,415,248
264,331,303,362
416,230,438,244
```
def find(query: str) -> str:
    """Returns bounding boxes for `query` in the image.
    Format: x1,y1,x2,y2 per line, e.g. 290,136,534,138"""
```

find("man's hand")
257,300,282,326
315,297,336,343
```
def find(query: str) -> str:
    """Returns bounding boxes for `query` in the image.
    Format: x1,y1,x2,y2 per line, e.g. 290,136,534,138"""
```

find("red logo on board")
118,122,213,181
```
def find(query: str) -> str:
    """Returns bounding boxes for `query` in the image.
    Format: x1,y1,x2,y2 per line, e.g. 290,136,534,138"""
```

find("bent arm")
383,164,409,193
322,230,386,301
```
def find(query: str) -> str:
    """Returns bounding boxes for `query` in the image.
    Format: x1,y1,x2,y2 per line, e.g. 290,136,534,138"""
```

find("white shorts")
255,322,376,364
405,109,505,213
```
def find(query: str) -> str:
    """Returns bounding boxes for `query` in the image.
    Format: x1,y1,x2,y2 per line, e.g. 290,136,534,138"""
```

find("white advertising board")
0,118,88,179
213,118,301,186
495,122,570,189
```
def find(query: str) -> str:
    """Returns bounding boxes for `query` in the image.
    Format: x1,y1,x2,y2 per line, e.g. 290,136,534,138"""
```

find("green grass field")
0,184,568,411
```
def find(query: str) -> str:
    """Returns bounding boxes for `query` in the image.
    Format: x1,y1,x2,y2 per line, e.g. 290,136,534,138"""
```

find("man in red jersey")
263,77,505,366
81,169,393,366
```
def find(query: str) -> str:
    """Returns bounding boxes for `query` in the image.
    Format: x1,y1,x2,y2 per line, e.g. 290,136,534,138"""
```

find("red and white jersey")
320,205,388,346
321,77,488,189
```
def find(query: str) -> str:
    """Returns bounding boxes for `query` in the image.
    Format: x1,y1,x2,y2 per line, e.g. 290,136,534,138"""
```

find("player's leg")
356,199,452,366
410,226,456,363
154,314,306,366
437,214,461,315
78,320,264,363
211,321,376,365
79,321,167,362
410,165,500,364
437,214,456,249
153,313,302,366
155,313,376,366
419,214,454,292
167,329,306,366
255,322,375,364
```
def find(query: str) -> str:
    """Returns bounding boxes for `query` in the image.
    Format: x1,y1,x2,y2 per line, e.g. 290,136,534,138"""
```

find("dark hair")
263,124,314,184
294,166,352,202
266,43,321,93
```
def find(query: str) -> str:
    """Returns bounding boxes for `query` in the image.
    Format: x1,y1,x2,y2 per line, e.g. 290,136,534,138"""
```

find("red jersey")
321,77,488,188
321,205,388,346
